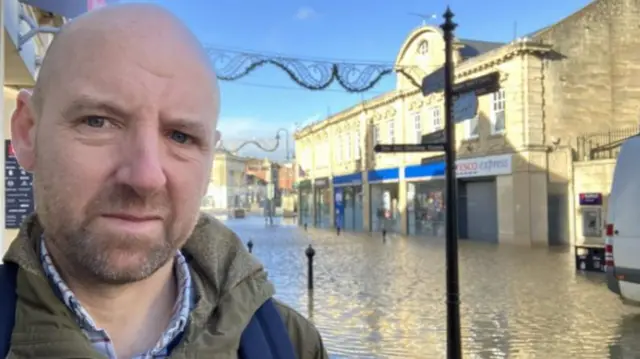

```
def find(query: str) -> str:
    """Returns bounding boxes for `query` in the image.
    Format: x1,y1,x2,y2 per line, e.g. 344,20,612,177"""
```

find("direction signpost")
374,9,500,359
374,143,446,153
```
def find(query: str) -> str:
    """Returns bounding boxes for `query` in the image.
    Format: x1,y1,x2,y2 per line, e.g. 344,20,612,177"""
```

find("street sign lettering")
374,143,446,153
421,70,500,97
453,72,500,96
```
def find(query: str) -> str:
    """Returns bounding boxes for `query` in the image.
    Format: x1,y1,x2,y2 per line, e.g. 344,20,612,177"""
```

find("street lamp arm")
221,136,281,154
207,47,423,92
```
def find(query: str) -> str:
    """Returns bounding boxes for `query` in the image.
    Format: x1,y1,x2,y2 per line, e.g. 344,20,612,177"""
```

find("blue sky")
141,0,592,160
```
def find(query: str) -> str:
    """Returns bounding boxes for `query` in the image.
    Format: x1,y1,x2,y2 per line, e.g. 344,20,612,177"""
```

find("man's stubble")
33,140,181,285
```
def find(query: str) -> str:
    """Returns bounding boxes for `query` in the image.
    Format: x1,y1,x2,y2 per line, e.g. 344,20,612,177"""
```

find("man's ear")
11,90,37,172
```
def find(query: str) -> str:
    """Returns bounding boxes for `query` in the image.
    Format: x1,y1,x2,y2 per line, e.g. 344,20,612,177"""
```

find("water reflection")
225,217,640,358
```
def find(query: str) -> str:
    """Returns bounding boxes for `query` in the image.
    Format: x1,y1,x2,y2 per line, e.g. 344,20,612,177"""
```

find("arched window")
417,40,429,55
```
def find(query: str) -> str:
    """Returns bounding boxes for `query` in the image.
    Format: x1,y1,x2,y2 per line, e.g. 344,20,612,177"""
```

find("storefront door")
370,183,400,233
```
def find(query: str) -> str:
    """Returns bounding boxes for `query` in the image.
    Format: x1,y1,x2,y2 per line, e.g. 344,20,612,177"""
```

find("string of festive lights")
206,47,423,92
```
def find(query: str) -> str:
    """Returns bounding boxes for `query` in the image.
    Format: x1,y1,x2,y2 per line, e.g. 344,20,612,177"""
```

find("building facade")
277,162,296,194
544,0,640,247
295,0,638,246
2,1,65,254
203,150,250,210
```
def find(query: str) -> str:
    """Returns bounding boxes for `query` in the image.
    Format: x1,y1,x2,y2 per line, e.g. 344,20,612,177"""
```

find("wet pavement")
221,215,640,359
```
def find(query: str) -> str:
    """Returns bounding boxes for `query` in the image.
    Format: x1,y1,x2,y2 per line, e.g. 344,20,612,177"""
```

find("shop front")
405,160,447,237
297,179,313,226
368,168,401,233
456,154,512,242
313,177,331,228
333,173,364,231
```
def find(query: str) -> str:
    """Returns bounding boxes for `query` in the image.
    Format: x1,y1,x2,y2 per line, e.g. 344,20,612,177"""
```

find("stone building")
544,0,640,246
202,150,249,210
2,2,66,254
294,0,638,246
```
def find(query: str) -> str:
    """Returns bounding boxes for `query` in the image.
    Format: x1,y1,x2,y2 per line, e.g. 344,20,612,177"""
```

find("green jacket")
3,214,329,359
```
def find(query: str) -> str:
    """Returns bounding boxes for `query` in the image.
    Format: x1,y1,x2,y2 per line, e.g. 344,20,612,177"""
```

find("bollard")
305,244,316,291
247,239,254,253
336,226,341,236
304,223,308,231
382,229,387,243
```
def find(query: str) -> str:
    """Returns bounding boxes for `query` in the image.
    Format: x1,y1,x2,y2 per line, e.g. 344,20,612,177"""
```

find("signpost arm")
441,8,462,359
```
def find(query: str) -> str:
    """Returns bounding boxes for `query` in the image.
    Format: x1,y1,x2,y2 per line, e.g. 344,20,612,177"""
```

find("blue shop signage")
579,192,603,206
333,172,362,187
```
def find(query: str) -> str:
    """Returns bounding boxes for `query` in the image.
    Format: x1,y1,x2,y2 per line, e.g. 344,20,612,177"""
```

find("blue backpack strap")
238,298,297,359
0,263,18,358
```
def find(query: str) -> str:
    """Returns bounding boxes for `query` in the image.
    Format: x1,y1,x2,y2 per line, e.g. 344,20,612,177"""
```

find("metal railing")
576,127,639,161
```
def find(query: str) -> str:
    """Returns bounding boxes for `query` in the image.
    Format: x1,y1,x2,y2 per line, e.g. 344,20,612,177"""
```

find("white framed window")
354,131,361,159
303,147,312,170
431,106,442,130
465,116,479,139
413,113,422,143
344,133,351,161
491,89,506,134
335,136,342,163
417,40,428,55
324,141,330,166
372,124,380,146
314,143,321,166
388,119,395,144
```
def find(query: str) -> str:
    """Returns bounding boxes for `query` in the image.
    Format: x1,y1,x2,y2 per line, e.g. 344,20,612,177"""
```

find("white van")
605,134,640,304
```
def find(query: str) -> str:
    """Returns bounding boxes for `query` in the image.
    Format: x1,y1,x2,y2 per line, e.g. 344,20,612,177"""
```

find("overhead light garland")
207,47,423,92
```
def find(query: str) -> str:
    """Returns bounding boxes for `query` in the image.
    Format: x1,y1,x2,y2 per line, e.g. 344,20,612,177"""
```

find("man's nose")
115,129,167,195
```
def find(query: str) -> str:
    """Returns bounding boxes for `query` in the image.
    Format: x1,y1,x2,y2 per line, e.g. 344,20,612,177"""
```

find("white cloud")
218,117,264,138
294,113,323,131
294,6,316,21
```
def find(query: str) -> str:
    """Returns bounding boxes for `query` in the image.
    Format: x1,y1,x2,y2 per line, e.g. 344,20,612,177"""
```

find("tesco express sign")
456,154,512,178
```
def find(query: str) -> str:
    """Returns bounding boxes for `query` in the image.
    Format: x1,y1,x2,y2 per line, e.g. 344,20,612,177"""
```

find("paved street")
221,215,640,359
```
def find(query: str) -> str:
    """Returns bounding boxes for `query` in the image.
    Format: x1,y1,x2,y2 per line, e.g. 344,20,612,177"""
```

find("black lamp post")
441,8,462,359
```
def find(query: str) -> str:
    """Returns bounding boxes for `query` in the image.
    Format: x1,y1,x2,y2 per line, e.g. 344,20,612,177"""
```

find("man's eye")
169,130,191,144
84,116,108,128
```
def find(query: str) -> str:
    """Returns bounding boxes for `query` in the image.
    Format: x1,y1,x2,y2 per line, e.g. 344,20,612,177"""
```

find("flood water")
224,216,640,359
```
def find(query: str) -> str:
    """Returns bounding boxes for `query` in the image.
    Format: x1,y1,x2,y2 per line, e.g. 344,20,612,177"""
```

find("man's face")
13,30,219,284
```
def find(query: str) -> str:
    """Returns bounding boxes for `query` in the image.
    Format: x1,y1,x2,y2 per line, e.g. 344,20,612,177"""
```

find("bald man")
0,3,327,359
